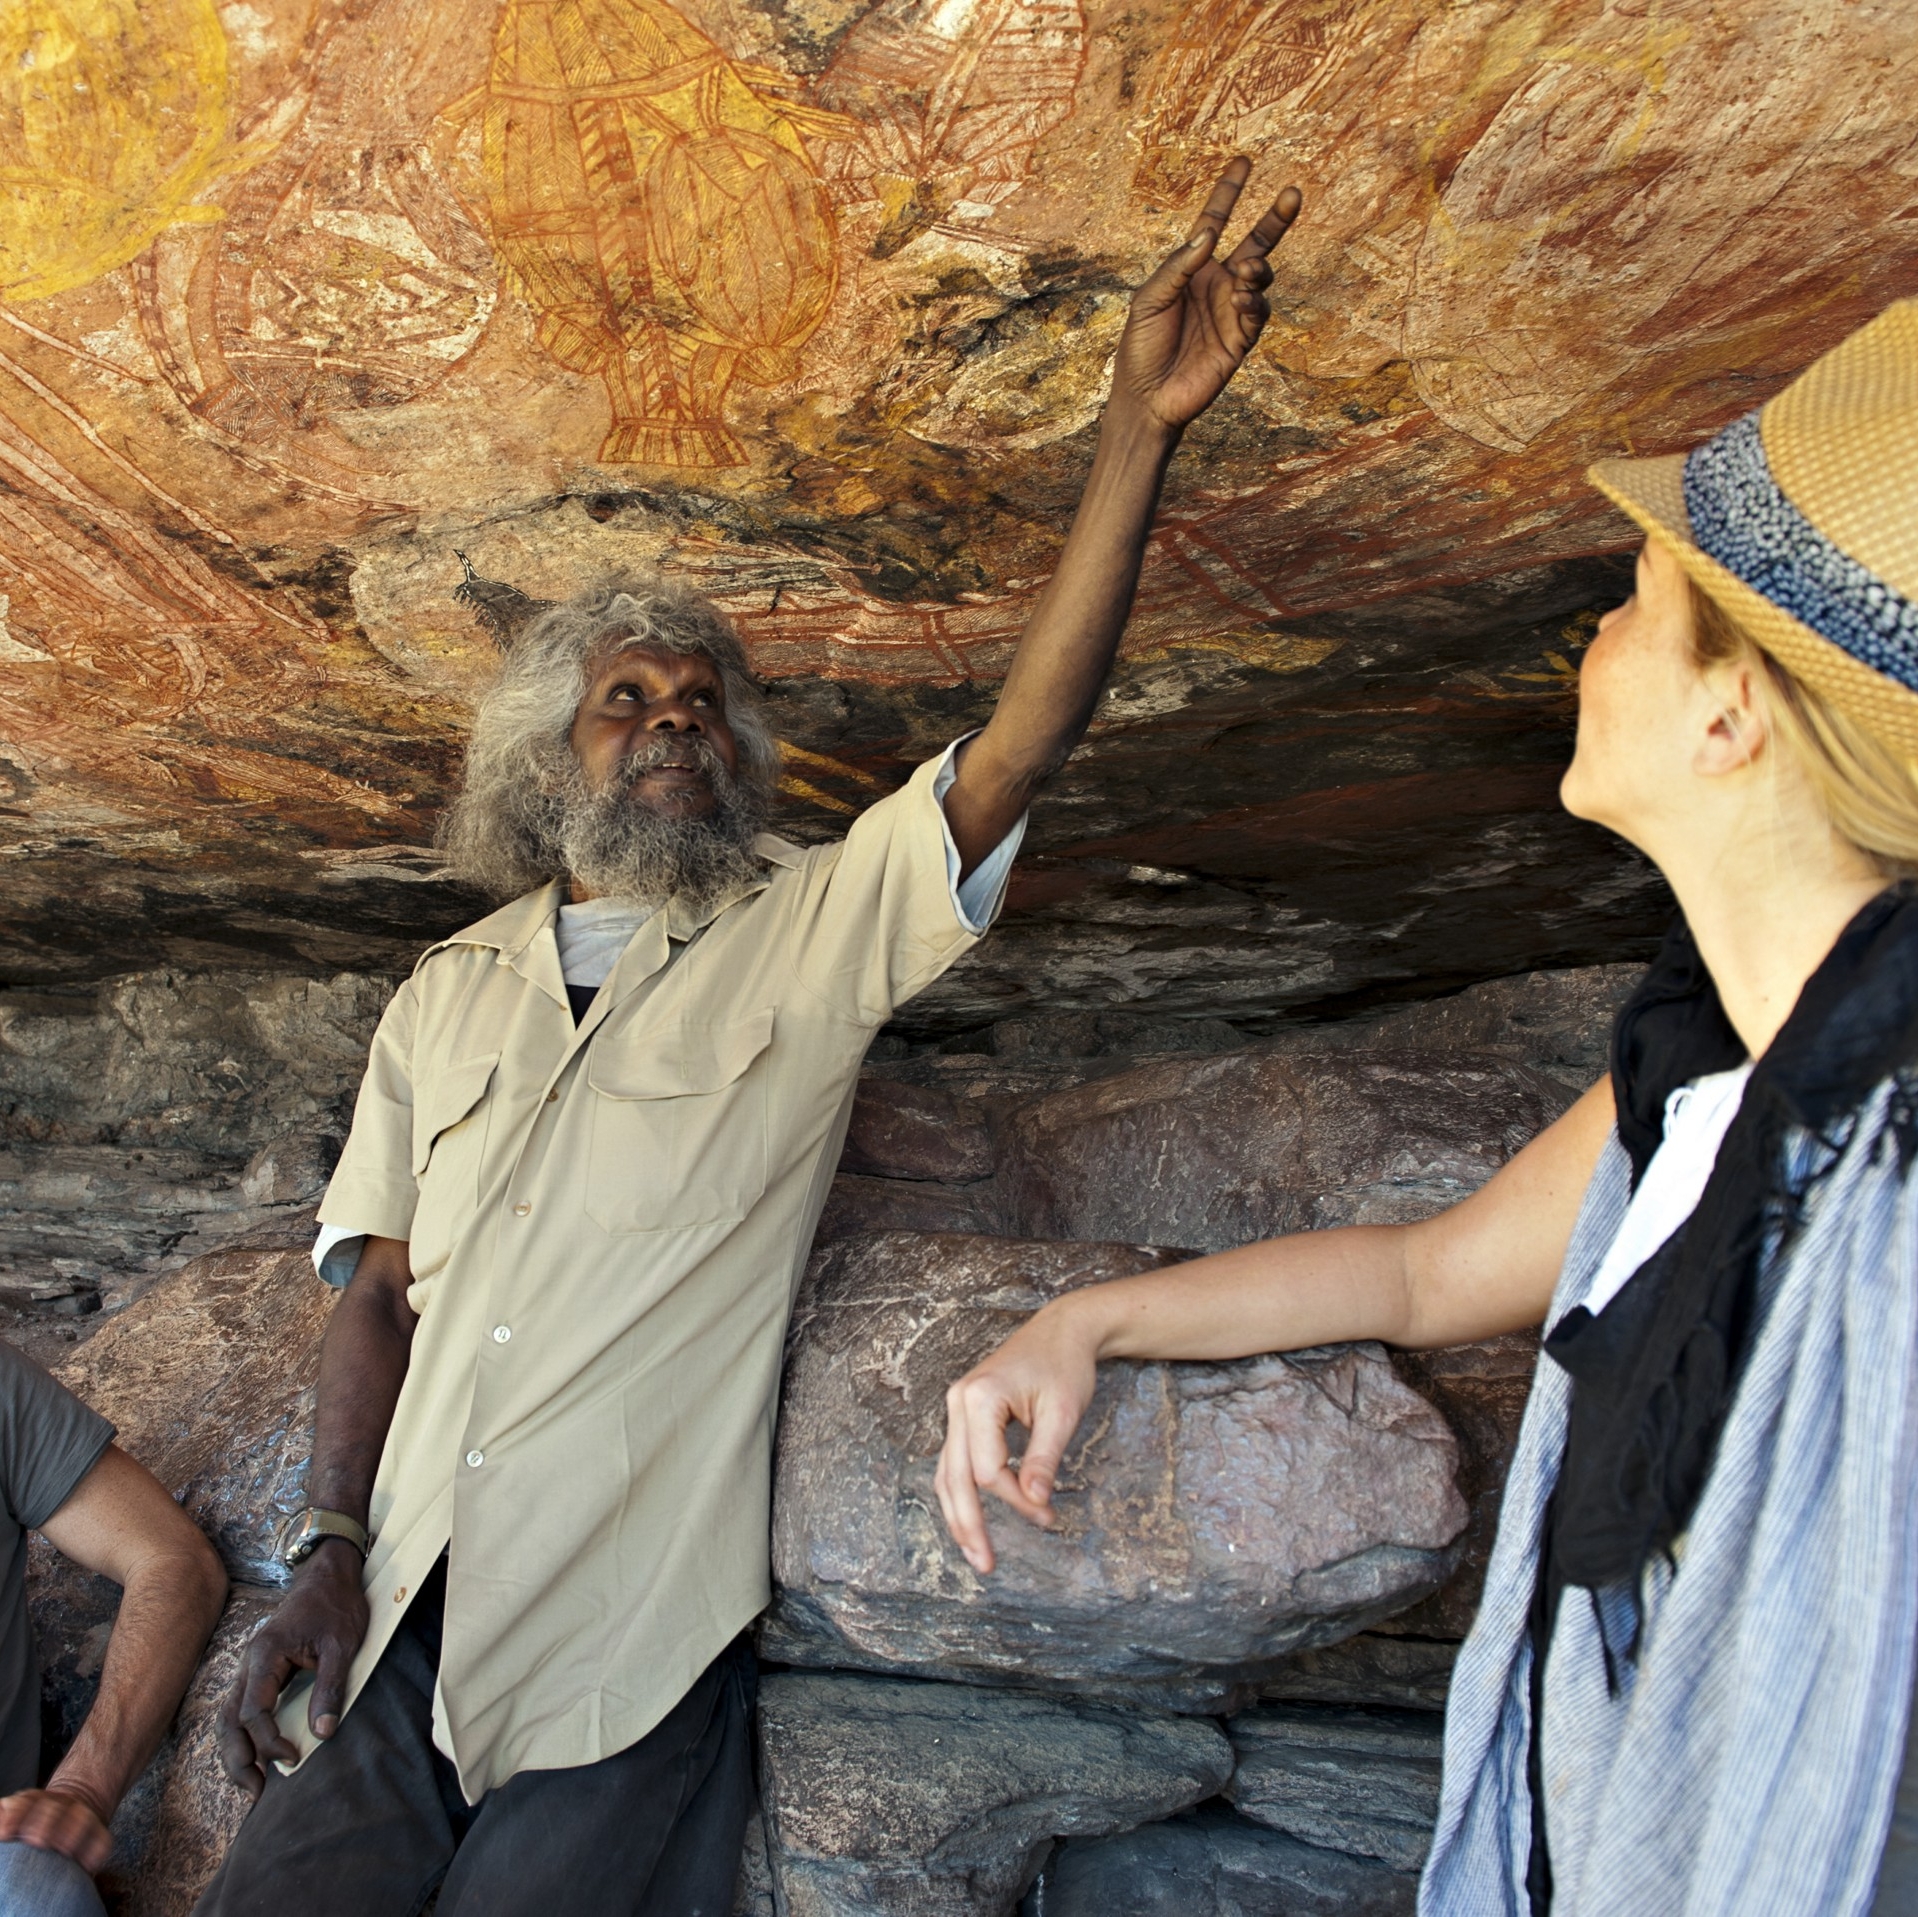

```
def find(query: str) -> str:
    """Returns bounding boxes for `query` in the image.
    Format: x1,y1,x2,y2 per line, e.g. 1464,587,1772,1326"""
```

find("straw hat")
1588,299,1918,754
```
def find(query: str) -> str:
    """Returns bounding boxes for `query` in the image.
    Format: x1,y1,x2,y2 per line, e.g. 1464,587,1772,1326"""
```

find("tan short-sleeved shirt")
298,754,991,1798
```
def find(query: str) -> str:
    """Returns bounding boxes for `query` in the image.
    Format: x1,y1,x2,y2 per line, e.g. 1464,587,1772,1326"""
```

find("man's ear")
1695,660,1770,777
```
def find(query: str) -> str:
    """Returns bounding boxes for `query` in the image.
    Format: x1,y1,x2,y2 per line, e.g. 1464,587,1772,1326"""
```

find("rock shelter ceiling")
1,0,1915,1025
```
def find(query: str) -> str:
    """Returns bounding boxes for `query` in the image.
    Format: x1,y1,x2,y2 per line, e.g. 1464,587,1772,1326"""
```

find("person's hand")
219,1537,368,1799
1106,160,1302,438
935,1299,1104,1576
0,1785,113,1872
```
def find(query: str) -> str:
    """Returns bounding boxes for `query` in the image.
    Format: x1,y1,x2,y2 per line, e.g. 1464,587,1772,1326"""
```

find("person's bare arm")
942,161,1302,876
219,1234,416,1797
937,1076,1616,1573
0,1447,228,1870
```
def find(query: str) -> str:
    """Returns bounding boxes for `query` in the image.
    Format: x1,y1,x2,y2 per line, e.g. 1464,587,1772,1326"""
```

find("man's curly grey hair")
439,572,780,898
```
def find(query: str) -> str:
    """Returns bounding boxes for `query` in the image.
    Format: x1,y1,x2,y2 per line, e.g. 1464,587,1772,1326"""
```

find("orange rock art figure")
1130,0,1353,202
815,0,1085,248
472,0,850,467
133,0,499,495
0,0,229,303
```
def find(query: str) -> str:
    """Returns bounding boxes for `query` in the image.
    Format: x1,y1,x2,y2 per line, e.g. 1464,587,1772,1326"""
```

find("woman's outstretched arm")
936,1074,1617,1573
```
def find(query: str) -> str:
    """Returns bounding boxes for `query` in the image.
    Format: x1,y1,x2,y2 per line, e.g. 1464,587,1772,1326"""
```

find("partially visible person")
937,300,1918,1915
0,1341,227,1916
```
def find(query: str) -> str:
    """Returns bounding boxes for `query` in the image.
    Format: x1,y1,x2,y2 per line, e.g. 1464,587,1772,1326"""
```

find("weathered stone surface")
1263,966,1640,1094
1258,1634,1456,1716
1382,1334,1539,1640
765,1233,1467,1709
997,1050,1570,1252
1224,1705,1444,1873
46,1248,335,1587
1025,1808,1417,1917
11,0,1914,1018
757,1671,1232,1916
815,1173,1000,1245
734,1807,777,1917
0,973,393,1155
841,1078,995,1183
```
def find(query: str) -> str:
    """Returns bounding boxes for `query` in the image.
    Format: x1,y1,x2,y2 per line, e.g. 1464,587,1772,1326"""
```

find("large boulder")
48,1247,336,1588
764,1233,1468,1711
1026,1808,1417,1916
757,1671,1233,1916
1224,1706,1444,1872
996,1050,1570,1252
1382,1333,1539,1638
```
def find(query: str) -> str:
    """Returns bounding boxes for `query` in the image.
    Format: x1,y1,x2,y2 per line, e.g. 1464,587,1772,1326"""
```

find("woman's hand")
936,1296,1104,1575
1107,160,1302,438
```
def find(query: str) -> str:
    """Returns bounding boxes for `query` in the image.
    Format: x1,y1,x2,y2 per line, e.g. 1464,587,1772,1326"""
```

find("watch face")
276,1511,319,1566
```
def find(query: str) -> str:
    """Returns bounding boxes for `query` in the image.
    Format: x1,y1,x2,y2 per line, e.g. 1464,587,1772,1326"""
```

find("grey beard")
556,739,769,914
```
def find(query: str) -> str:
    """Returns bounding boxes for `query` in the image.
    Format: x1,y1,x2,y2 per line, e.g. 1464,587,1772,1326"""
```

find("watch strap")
283,1508,370,1565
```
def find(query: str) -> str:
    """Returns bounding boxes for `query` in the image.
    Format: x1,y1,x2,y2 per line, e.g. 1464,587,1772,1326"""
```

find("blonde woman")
935,301,1918,1915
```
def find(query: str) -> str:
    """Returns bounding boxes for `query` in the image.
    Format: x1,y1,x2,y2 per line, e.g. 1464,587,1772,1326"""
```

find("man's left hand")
1109,161,1302,436
0,1786,113,1872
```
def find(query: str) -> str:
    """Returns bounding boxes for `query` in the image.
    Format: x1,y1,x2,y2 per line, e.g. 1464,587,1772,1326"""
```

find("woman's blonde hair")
1690,581,1918,878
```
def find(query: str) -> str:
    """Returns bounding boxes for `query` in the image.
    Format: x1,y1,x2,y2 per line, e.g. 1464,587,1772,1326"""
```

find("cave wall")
4,0,1916,1013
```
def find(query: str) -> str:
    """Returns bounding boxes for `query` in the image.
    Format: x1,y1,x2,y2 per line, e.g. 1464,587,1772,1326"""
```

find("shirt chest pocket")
411,1053,500,1201
584,1010,775,1234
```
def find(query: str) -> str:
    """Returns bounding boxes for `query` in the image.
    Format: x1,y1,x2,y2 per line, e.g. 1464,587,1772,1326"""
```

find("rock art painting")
0,0,1915,1016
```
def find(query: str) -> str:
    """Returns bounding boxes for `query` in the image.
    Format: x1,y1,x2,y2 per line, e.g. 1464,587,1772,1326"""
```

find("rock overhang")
2,0,1916,1025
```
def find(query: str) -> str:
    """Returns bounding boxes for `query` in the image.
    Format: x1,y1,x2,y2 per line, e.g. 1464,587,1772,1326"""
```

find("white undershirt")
313,738,1024,1284
1582,1063,1754,1318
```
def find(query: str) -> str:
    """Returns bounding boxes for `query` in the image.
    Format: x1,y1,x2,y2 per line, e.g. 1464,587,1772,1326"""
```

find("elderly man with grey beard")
193,163,1301,1917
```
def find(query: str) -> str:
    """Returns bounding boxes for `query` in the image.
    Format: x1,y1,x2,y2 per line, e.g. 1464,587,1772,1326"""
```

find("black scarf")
1525,883,1918,1912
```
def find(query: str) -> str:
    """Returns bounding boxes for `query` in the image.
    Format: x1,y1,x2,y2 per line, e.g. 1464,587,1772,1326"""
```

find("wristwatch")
279,1508,370,1569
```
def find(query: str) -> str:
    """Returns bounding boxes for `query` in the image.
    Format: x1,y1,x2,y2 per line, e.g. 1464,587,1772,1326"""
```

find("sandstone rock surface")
1026,1808,1417,1916
765,1233,1467,1709
46,1247,335,1587
996,1050,1570,1252
757,1671,1233,1915
15,0,1913,1016
1224,1706,1444,1872
1258,1634,1456,1716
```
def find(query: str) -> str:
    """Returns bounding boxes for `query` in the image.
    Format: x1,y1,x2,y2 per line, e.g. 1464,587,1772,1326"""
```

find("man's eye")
610,685,639,702
692,691,716,707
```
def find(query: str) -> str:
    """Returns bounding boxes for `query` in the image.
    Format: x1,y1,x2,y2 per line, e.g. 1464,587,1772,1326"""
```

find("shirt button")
512,1201,531,1216
466,1449,485,1468
546,1088,559,1102
492,1325,511,1344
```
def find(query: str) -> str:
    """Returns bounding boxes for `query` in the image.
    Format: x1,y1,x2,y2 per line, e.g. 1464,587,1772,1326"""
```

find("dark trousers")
194,1559,756,1917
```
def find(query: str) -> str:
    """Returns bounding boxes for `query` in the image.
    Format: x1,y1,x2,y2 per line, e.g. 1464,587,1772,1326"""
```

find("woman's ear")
1695,660,1770,777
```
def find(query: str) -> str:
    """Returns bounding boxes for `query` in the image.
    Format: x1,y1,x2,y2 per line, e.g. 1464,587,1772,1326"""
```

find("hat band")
1682,411,1918,693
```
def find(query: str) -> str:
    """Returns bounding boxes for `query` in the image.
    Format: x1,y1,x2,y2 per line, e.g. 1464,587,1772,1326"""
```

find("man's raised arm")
942,162,1302,876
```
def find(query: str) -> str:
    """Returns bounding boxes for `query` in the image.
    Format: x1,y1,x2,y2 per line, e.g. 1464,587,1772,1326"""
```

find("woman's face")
1560,536,1707,848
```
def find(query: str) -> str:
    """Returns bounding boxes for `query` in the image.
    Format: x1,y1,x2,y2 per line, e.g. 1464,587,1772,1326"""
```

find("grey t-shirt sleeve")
0,1342,115,1532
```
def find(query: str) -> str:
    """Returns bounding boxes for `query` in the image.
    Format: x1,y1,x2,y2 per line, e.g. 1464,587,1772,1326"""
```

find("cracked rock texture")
1224,1706,1444,1872
757,1671,1233,1915
994,1050,1572,1251
765,1233,1467,1710
11,0,1915,1024
1024,1808,1417,1916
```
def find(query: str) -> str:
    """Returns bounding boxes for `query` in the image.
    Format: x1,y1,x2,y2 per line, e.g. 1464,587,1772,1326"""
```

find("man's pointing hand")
1111,161,1303,435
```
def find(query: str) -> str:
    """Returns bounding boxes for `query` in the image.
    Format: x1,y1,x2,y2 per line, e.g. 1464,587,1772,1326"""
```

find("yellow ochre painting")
0,0,229,303
471,0,853,466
